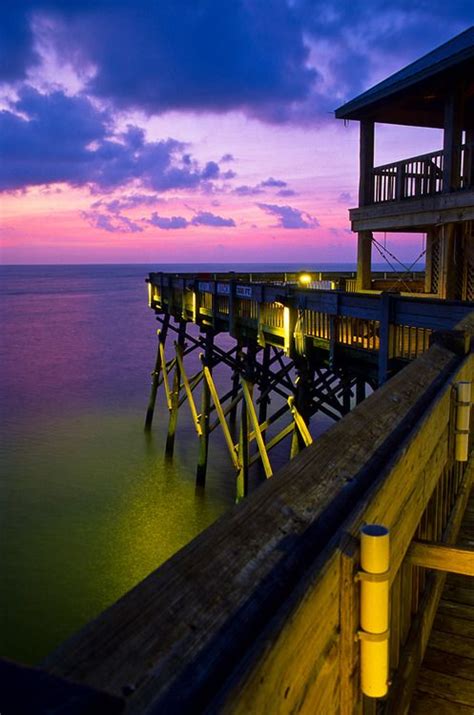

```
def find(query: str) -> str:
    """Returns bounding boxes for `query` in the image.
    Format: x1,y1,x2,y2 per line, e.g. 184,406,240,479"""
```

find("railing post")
378,293,392,385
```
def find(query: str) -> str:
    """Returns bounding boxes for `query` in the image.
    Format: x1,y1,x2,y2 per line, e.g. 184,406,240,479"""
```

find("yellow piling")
455,381,471,462
358,523,390,698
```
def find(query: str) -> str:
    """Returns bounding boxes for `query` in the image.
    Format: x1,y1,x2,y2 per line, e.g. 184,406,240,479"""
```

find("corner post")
144,315,170,432
357,120,375,292
196,330,214,487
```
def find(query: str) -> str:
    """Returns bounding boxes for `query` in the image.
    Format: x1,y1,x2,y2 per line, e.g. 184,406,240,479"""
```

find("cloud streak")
257,203,319,229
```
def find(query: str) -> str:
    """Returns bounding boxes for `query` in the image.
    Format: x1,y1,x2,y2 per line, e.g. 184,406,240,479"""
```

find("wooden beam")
407,541,474,577
356,232,372,291
359,120,374,206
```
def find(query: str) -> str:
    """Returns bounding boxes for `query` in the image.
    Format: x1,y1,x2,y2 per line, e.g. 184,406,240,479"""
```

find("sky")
0,1,472,265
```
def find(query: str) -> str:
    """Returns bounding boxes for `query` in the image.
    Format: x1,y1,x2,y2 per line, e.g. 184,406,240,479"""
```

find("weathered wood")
165,321,186,456
416,669,474,707
196,331,214,486
144,315,170,431
407,540,474,576
385,463,474,714
422,645,474,680
43,328,473,714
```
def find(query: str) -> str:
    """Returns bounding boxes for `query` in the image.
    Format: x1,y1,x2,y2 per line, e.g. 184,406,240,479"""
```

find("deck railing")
148,273,471,383
373,143,474,203
42,314,474,714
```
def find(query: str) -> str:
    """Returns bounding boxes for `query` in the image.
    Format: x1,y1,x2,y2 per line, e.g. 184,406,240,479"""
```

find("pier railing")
148,272,471,382
372,143,474,204
43,313,474,714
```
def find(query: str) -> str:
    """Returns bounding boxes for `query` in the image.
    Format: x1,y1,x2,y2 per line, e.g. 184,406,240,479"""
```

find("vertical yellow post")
455,381,471,462
359,524,390,699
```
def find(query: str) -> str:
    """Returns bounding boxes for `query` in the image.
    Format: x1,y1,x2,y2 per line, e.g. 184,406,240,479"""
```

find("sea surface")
1,262,386,664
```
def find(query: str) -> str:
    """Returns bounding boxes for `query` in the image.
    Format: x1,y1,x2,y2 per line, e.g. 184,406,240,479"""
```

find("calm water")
1,262,368,664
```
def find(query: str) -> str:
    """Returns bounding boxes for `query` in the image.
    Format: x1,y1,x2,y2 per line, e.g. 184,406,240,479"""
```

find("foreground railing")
373,143,473,203
41,314,473,714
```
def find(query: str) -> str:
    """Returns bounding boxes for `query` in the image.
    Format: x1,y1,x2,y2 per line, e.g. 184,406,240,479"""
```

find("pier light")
298,272,312,286
358,523,390,698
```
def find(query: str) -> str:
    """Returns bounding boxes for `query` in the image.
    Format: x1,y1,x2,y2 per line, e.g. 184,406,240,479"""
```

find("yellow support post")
241,378,273,479
358,524,390,699
203,365,240,471
455,381,471,462
175,345,202,436
159,341,172,411
288,396,313,448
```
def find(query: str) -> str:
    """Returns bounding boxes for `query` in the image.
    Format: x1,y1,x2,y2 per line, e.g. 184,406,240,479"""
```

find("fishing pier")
2,26,474,715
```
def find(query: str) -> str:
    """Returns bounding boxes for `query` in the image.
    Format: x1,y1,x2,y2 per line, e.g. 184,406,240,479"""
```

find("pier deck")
409,487,474,714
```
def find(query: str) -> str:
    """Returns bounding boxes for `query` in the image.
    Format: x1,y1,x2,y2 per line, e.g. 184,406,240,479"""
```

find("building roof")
335,26,474,127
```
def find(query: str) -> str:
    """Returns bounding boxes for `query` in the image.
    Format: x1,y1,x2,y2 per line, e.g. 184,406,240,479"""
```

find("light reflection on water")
0,264,343,663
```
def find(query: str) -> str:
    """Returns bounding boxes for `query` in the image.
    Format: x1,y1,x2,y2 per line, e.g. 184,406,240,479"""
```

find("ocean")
0,262,384,664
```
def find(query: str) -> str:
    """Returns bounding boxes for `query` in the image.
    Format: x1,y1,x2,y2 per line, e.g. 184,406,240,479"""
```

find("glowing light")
298,272,312,286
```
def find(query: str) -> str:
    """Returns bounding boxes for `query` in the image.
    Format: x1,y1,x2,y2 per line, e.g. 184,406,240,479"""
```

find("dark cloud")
147,213,188,230
91,193,164,212
145,209,236,230
260,177,287,188
0,87,227,192
277,189,297,197
220,153,235,162
257,203,319,229
191,211,236,227
1,2,472,125
221,169,237,180
81,210,143,233
338,191,353,203
233,185,264,197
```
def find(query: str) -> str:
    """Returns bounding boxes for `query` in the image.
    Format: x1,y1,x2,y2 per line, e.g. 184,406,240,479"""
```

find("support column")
144,315,170,431
424,230,434,294
165,321,186,457
356,120,375,292
443,88,464,193
236,342,257,500
439,224,456,300
258,345,271,431
229,340,243,426
356,377,366,405
196,330,214,487
356,231,373,291
290,359,313,458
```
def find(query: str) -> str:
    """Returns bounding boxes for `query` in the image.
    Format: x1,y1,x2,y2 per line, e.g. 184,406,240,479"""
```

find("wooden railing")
148,273,472,383
43,315,474,714
373,143,474,203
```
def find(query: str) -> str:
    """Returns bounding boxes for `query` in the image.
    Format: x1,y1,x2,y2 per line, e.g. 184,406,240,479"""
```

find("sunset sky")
1,1,472,264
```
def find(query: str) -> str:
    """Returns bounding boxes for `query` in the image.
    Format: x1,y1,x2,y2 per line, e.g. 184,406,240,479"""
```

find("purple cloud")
0,87,229,192
1,3,471,125
191,211,236,227
147,214,189,230
338,191,354,203
233,185,264,196
81,210,143,233
257,203,319,229
220,153,235,162
91,193,163,212
277,189,297,197
260,177,287,188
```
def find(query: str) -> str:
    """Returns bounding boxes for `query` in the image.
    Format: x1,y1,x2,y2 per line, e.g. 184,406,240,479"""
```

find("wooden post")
258,345,271,431
378,293,392,385
359,120,374,206
439,224,456,300
424,230,434,293
356,378,366,405
165,321,186,457
196,331,214,487
237,386,250,502
229,340,243,426
144,315,170,432
290,360,313,457
443,88,464,193
356,232,373,291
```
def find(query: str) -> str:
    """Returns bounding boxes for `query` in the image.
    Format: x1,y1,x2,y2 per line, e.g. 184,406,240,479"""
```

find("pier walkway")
409,487,474,714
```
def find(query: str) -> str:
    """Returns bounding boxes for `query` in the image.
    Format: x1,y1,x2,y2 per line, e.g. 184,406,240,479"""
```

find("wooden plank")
432,612,474,639
407,541,474,576
415,669,474,706
437,598,474,622
422,646,474,681
428,630,474,659
409,690,474,714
